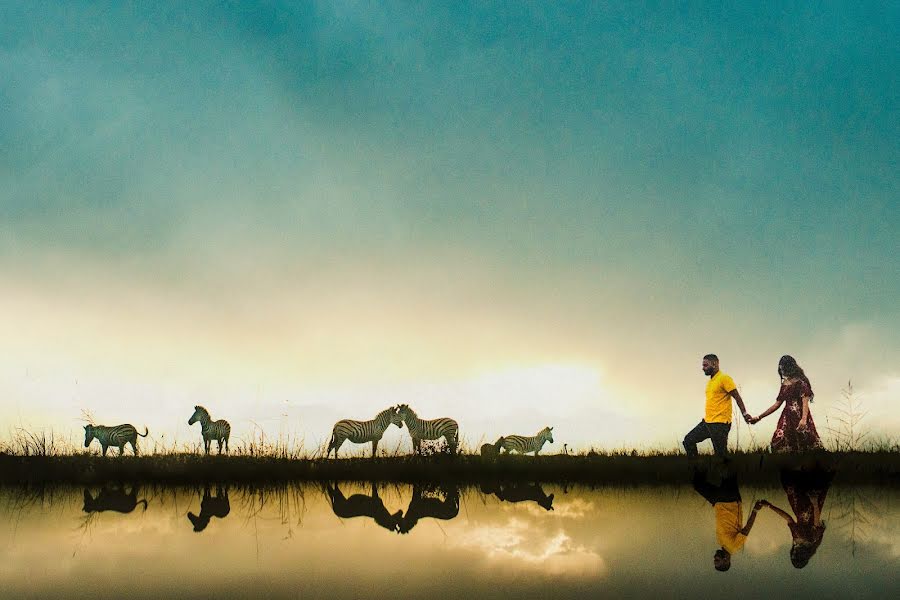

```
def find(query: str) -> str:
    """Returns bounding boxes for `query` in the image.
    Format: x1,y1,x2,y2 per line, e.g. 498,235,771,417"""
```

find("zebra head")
188,406,209,426
396,404,415,425
540,426,554,444
389,406,404,429
83,425,95,448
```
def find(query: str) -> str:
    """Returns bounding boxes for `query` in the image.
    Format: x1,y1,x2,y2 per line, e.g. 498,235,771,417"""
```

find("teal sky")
1,2,897,452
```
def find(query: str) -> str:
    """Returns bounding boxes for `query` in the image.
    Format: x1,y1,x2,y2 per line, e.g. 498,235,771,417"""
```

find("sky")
1,1,897,454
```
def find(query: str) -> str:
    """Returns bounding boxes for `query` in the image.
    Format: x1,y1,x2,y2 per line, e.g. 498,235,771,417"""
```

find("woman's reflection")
187,485,231,532
480,481,555,511
692,468,762,572
756,468,833,568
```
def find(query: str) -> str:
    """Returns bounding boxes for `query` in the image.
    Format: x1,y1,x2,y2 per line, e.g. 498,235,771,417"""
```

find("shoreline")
1,451,897,486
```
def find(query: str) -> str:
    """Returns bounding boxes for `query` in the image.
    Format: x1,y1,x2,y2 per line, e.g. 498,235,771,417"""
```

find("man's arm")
729,389,751,423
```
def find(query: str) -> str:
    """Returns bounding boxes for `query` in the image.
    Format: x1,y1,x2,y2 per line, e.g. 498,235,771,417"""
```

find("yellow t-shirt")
715,501,747,554
705,371,737,423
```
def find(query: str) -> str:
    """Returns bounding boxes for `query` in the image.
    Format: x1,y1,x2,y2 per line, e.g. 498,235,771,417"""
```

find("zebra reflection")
326,482,404,533
480,482,555,511
187,485,231,532
398,484,460,534
83,485,148,514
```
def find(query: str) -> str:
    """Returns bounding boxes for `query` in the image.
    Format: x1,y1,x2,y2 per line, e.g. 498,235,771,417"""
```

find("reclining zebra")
500,426,554,456
326,406,404,458
83,423,149,456
188,405,231,455
397,404,459,455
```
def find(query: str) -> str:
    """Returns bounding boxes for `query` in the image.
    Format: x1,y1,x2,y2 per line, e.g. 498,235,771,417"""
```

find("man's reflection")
187,485,231,532
480,481,555,511
756,468,833,568
692,468,761,571
398,484,459,534
82,484,148,514
326,482,403,533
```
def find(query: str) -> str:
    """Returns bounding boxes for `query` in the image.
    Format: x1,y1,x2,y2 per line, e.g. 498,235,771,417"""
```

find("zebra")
480,436,505,458
326,406,404,458
500,426,554,456
397,404,459,455
83,424,148,456
188,405,231,455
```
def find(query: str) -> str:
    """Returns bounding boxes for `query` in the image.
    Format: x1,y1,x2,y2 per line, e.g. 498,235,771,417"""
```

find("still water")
1,474,897,599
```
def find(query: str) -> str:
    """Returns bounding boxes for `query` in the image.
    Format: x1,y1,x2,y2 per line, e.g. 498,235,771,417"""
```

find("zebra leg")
204,439,210,455
101,444,109,456
371,439,379,458
132,440,139,456
217,439,223,454
118,444,125,456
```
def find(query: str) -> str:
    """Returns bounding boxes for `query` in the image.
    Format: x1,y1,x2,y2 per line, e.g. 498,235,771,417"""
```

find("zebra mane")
193,405,211,418
375,406,396,420
398,404,417,417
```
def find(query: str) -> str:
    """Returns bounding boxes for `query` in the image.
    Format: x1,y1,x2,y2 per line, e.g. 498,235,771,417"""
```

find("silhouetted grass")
0,449,897,486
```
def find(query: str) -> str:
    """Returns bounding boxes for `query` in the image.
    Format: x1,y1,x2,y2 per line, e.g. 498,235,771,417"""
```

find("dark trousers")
683,421,731,458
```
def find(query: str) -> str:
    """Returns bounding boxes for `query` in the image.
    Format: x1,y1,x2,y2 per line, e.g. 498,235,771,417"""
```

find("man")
683,354,751,458
693,468,762,572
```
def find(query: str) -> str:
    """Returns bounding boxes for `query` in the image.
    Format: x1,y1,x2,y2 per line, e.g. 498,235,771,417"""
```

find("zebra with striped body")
397,404,459,455
83,424,149,456
188,405,231,455
327,406,404,458
500,426,554,456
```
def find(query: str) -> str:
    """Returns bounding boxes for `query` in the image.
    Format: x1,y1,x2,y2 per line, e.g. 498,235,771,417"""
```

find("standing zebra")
326,406,404,458
397,404,459,455
188,405,231,455
83,424,149,456
500,426,554,456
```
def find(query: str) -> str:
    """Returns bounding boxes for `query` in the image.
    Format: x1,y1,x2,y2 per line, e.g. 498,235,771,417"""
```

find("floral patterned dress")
771,379,822,452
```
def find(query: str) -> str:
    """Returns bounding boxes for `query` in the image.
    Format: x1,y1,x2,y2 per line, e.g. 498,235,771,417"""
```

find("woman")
751,355,822,452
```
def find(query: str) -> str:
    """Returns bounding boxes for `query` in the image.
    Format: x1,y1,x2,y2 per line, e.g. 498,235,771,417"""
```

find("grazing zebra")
500,426,554,456
480,436,505,458
326,406,404,458
188,405,231,455
83,424,148,456
397,404,459,455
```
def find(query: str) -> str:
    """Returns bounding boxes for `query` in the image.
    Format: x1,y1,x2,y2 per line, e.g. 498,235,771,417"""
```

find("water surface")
1,476,897,599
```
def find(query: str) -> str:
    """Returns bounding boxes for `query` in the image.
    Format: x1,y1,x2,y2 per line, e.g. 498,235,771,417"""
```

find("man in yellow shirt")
683,354,751,458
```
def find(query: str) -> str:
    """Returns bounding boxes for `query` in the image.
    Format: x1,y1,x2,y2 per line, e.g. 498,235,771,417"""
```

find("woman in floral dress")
751,355,822,452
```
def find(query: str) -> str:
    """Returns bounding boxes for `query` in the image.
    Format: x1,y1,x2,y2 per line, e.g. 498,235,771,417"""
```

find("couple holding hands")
684,354,822,457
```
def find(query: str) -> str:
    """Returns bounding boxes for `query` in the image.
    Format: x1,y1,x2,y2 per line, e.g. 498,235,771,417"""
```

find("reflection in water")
187,485,231,532
1,481,897,599
692,469,762,571
480,481,555,511
326,482,403,533
82,484,148,514
757,468,834,569
398,484,460,534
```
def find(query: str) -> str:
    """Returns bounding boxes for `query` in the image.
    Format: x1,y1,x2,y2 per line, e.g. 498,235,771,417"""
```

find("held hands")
798,419,808,432
742,412,759,425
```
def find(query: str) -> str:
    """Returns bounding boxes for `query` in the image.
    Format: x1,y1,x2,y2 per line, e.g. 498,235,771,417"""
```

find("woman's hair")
790,541,819,569
778,355,814,400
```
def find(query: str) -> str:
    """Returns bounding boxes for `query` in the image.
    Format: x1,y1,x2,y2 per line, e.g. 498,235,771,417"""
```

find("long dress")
771,379,822,452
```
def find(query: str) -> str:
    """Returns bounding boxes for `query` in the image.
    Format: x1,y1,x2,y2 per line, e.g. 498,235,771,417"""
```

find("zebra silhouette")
326,482,404,533
326,406,404,458
500,426,554,456
187,485,231,532
398,484,460,534
480,482,555,511
188,406,231,455
397,404,459,455
83,424,148,456
83,485,148,514
480,437,505,458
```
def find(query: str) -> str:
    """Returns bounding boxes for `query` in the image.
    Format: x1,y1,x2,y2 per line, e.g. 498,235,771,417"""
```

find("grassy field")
1,450,897,486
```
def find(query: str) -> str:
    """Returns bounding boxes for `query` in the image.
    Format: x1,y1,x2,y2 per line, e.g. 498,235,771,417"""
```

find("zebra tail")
138,427,149,437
